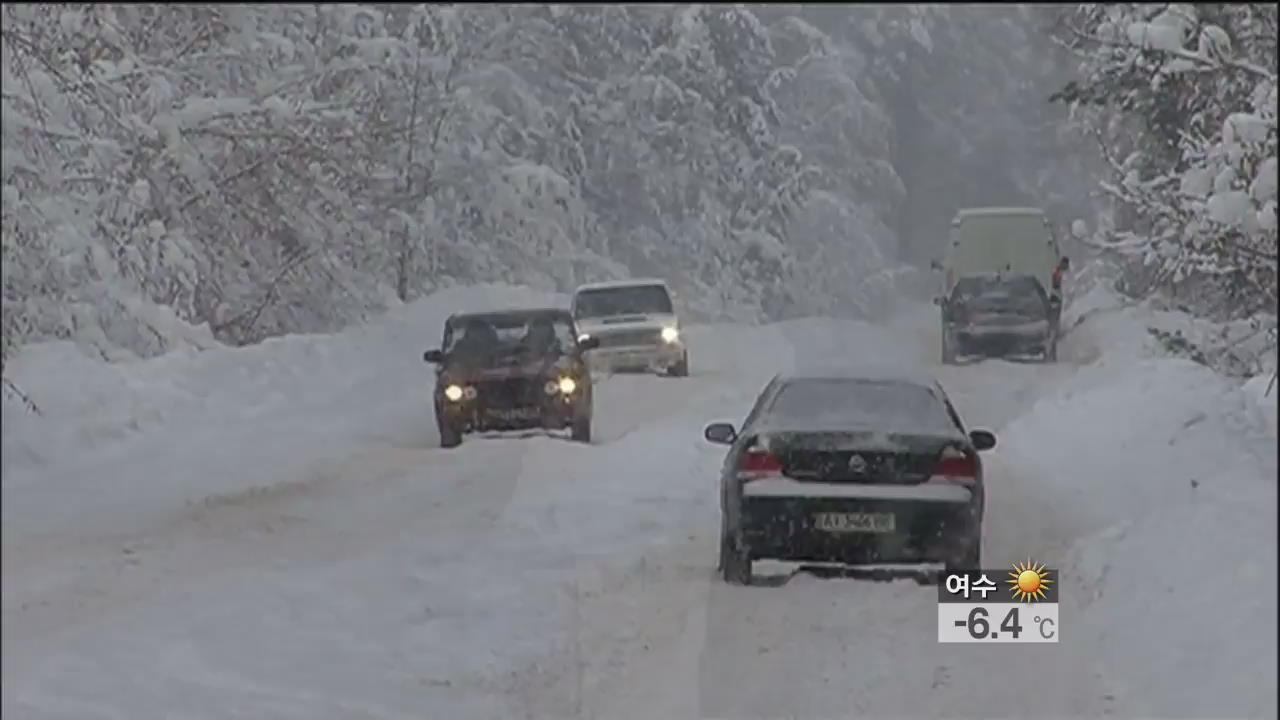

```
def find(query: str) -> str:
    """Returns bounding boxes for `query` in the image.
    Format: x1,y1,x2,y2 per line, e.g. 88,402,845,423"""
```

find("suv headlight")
444,384,464,402
661,327,679,343
545,377,577,394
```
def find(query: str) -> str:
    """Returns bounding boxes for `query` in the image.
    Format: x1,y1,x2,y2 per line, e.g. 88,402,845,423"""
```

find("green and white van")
931,207,1071,364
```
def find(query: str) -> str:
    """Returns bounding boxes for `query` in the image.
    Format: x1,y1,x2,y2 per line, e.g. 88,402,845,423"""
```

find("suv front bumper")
588,342,685,373
436,380,590,432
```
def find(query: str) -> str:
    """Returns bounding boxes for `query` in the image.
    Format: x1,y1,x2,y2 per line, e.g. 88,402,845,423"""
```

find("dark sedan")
704,366,997,585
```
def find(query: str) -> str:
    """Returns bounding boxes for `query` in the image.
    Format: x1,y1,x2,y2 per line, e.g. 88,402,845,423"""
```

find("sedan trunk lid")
755,430,963,485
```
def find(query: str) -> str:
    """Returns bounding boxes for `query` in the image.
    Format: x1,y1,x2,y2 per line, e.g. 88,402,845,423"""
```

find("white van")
938,207,1065,297
571,279,689,376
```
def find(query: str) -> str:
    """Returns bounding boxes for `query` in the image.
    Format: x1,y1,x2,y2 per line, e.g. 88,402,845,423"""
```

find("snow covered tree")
1052,3,1277,320
1,3,1121,372
2,3,390,351
543,5,818,321
744,5,1101,318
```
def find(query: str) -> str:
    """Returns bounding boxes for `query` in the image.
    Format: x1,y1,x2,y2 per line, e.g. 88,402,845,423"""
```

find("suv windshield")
574,285,673,319
951,275,1048,317
445,315,576,361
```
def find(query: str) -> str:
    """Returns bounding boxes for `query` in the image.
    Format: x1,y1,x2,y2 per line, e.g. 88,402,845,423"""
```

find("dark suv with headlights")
423,309,600,447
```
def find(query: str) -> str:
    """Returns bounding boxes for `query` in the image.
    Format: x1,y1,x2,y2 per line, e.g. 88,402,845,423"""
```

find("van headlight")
444,384,464,402
578,333,591,343
557,377,577,394
661,327,679,343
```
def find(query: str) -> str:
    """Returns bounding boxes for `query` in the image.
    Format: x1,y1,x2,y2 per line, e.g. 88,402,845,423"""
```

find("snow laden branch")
1052,3,1278,324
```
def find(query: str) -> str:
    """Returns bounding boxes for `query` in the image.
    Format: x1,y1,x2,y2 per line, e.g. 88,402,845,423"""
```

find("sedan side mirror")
423,349,444,363
932,296,944,306
577,335,600,351
930,260,944,271
704,422,737,445
969,429,997,452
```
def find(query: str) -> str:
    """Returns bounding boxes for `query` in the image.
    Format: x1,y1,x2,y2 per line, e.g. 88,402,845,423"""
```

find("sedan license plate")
490,407,539,420
814,512,895,534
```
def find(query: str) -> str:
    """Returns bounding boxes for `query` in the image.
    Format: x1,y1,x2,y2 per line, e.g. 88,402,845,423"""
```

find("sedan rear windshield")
764,379,955,434
574,285,673,318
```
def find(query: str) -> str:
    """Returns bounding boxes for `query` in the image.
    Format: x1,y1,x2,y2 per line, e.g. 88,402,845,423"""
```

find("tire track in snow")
572,307,1119,720
2,437,530,671
4,357,722,717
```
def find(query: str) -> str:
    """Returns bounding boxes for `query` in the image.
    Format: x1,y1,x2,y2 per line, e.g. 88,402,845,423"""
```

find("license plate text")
813,512,896,533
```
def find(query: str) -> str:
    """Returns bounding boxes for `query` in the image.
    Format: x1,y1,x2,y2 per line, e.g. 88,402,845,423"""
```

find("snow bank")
1242,372,1278,436
998,293,1277,717
1062,272,1277,379
4,283,563,460
2,284,565,530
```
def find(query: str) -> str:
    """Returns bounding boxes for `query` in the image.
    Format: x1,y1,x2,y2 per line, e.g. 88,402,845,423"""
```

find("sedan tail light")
927,446,978,486
737,449,784,481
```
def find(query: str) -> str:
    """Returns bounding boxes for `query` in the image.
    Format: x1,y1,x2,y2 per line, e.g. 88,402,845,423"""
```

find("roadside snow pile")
1242,372,1278,436
1,284,564,482
1001,290,1277,718
1063,278,1277,378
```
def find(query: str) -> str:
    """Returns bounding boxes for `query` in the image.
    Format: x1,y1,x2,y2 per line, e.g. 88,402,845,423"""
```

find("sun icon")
1007,559,1053,602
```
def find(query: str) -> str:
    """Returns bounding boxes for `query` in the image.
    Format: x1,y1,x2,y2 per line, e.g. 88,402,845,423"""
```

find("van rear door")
946,212,1059,291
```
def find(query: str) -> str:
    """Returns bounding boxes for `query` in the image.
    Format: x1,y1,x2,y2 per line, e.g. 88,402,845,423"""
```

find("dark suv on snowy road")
424,309,600,447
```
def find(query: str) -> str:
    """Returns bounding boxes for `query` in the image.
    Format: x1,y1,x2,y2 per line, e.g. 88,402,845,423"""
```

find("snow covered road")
3,285,1275,719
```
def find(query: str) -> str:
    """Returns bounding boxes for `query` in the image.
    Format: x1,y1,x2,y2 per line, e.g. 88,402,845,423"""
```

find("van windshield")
574,286,673,319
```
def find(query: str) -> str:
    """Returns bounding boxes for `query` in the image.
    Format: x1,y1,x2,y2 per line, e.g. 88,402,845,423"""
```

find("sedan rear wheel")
944,531,982,572
719,534,752,585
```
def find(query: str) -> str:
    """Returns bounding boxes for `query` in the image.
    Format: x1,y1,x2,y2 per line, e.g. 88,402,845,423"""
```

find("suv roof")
447,308,573,326
953,207,1047,222
573,278,671,293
